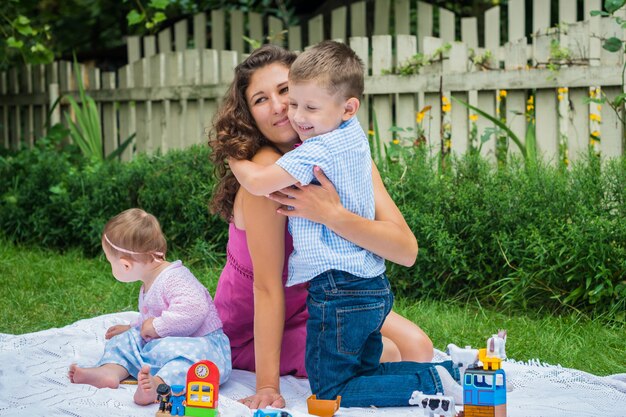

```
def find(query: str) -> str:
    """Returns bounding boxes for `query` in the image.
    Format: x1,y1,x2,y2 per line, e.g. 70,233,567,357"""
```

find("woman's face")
246,63,299,153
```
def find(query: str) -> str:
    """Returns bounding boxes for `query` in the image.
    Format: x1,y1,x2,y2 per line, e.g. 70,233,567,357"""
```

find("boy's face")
287,80,353,140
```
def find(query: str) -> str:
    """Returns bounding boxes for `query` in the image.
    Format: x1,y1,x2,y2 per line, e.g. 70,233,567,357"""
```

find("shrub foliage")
1,144,624,317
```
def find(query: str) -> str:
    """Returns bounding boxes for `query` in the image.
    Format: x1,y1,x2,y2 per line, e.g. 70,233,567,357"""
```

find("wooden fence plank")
211,10,225,50
395,35,417,136
133,58,151,153
183,50,202,147
476,91,496,161
289,26,302,51
230,10,245,55
568,87,590,163
101,72,118,158
374,0,390,36
372,35,393,150
461,17,478,49
9,68,20,149
485,6,501,63
144,36,157,58
601,86,624,159
127,36,141,63
175,19,188,52
1,72,7,148
308,14,324,46
194,12,207,50
117,65,135,160
23,65,35,147
533,0,550,34
559,0,577,23
351,37,369,133
394,0,410,35
331,6,347,42
268,16,284,46
439,7,455,44
417,1,434,52
248,12,263,50
158,28,172,53
508,0,525,42
350,1,367,37
535,88,559,161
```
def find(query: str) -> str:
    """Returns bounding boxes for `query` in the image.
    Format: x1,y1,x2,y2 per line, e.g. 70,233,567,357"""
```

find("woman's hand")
239,386,285,409
140,317,159,341
267,166,343,224
105,324,130,340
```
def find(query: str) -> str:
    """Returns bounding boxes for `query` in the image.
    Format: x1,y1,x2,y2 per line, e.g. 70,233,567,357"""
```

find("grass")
2,240,624,376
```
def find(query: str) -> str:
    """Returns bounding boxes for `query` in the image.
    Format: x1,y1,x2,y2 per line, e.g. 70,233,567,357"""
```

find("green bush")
384,151,626,318
0,144,226,259
1,144,624,317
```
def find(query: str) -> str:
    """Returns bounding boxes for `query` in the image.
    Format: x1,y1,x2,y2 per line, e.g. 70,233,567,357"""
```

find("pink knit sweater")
131,260,222,337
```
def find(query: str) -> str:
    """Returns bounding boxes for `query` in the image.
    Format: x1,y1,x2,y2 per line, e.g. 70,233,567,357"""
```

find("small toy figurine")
155,383,171,416
168,385,186,416
252,410,293,417
307,395,341,417
409,391,458,417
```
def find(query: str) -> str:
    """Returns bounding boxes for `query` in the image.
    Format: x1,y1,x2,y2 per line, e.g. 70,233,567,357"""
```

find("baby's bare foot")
134,365,160,405
68,363,120,389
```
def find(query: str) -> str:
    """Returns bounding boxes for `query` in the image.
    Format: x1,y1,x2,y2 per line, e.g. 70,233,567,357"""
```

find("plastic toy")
409,391,458,417
155,383,172,416
306,395,341,417
184,360,220,417
252,410,293,417
463,368,506,417
169,385,186,416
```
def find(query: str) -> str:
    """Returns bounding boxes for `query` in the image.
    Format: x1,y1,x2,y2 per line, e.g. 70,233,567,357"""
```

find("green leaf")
605,0,626,14
15,15,31,25
16,25,34,36
590,10,610,16
153,12,167,24
612,93,626,107
6,37,24,49
149,0,170,10
603,37,623,52
126,10,145,26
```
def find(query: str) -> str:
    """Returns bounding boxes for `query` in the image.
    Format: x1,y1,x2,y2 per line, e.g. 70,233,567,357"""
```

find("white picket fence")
0,0,624,163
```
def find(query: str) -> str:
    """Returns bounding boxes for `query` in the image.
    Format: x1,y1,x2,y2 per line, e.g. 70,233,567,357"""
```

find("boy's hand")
105,324,131,340
140,317,160,341
239,387,285,409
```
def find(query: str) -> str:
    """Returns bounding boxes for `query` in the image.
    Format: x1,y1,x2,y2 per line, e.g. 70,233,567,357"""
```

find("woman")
209,45,433,409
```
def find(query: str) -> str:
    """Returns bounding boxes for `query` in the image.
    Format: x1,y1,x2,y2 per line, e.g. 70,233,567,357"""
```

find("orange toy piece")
307,395,341,417
478,348,502,371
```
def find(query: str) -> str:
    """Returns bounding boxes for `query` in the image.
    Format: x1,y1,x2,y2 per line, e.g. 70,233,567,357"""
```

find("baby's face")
287,80,349,140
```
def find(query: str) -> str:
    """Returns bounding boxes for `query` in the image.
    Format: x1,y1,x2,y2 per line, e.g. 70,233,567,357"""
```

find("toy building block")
252,410,293,417
184,360,220,417
462,368,507,417
307,395,341,417
409,391,457,417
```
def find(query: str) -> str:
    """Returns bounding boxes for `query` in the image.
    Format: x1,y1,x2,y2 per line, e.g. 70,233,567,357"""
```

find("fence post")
48,83,60,127
351,37,369,133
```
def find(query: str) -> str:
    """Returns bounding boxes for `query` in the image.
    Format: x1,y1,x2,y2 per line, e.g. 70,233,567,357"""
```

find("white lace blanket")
1,312,625,417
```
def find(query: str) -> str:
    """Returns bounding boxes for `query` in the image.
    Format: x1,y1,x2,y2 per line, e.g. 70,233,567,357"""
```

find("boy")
228,40,461,408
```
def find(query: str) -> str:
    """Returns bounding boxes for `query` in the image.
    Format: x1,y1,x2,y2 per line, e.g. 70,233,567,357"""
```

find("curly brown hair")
208,45,297,221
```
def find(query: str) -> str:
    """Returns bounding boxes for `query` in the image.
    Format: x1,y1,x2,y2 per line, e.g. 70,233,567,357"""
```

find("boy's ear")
342,97,360,121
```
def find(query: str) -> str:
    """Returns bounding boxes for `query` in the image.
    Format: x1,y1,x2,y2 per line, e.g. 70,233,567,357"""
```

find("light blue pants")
96,327,232,387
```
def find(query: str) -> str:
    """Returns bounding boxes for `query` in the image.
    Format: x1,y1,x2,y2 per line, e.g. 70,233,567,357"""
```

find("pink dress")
214,223,309,377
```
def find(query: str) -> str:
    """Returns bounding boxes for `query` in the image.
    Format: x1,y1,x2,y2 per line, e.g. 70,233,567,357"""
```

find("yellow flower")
442,96,449,104
442,104,451,113
444,139,451,149
590,113,602,122
597,104,602,111
417,112,425,123
564,158,570,166
527,95,534,104
527,104,534,112
591,130,600,138
499,90,507,97
392,139,400,145
469,114,478,122
557,94,564,101
558,87,568,94
368,130,375,136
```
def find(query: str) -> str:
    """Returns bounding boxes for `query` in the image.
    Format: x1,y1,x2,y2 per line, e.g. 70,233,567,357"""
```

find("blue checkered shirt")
276,117,386,286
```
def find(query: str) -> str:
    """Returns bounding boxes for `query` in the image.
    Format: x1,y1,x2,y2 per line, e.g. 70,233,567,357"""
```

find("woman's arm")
268,163,418,266
239,147,288,409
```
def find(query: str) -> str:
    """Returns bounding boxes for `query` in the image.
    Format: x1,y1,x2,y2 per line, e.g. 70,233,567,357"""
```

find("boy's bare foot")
134,365,163,405
68,363,121,389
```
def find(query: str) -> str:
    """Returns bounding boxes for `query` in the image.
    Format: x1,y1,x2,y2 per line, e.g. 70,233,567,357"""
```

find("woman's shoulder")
251,145,282,166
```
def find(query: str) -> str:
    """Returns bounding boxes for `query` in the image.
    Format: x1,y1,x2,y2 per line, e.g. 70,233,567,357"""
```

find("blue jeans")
305,270,459,407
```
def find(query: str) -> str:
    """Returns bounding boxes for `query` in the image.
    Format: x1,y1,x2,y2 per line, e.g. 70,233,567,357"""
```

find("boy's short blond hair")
289,40,364,100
